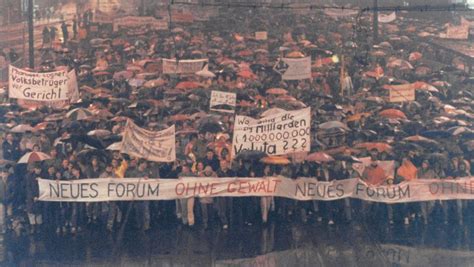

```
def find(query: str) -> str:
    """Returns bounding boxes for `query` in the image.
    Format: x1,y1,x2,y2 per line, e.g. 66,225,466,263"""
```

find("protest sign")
162,59,208,74
113,16,168,32
37,176,474,203
378,12,397,23
120,120,176,162
388,86,415,102
9,65,70,101
16,70,78,109
274,57,311,80
232,108,311,158
440,23,469,40
255,31,268,40
210,90,236,113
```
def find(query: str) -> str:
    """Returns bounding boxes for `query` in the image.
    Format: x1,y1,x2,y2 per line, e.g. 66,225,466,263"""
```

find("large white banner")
113,16,168,31
275,57,311,80
121,120,176,162
232,108,311,158
210,90,236,113
9,65,70,101
162,59,208,74
37,176,474,203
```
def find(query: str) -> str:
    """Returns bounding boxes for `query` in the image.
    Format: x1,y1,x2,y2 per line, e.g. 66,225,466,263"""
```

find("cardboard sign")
232,108,311,158
255,31,268,40
440,23,469,40
210,90,236,113
389,87,415,102
121,120,176,162
9,65,69,101
162,59,207,74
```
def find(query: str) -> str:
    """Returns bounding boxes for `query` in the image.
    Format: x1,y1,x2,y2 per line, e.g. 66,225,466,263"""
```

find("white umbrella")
107,142,122,151
18,152,51,164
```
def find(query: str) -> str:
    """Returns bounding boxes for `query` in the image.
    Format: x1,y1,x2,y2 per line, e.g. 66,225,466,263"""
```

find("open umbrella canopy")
176,81,204,90
403,135,438,144
305,152,334,163
261,156,291,165
10,124,35,133
379,109,407,120
266,88,288,95
355,142,393,153
18,152,51,164
318,121,350,131
87,129,112,138
66,108,93,121
235,150,267,161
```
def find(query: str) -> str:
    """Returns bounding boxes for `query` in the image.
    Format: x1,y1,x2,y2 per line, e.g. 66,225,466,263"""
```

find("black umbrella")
420,130,451,139
199,121,226,133
333,155,362,163
234,150,266,161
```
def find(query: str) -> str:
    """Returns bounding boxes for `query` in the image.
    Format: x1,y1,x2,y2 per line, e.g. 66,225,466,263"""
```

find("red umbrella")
266,88,288,95
305,152,334,163
176,81,204,90
237,69,257,79
379,109,407,120
18,152,51,164
355,142,393,153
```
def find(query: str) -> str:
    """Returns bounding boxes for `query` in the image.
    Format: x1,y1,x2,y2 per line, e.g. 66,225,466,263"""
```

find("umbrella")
128,78,145,87
66,108,93,120
237,69,257,79
318,121,350,131
266,88,288,95
379,109,407,120
403,135,438,144
113,70,133,80
261,156,291,165
355,142,393,153
199,121,225,133
447,126,472,136
305,152,334,163
286,51,305,58
235,150,266,161
347,113,371,122
144,79,166,88
176,81,204,90
387,59,413,70
87,129,112,138
18,152,51,164
333,155,362,163
10,124,35,133
420,130,451,139
170,114,191,122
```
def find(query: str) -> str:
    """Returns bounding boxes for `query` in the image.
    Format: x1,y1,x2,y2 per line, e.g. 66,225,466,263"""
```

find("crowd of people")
0,6,473,236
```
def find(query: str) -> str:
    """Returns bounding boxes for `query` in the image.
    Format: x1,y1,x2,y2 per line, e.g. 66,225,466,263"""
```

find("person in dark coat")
61,21,68,45
2,133,22,161
26,164,43,234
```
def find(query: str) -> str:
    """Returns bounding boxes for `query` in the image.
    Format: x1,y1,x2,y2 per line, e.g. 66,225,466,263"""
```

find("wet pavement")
2,216,474,267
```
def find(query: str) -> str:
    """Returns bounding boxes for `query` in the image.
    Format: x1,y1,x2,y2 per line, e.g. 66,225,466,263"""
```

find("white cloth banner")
210,90,236,113
113,16,168,31
37,176,474,203
378,12,397,23
8,65,70,101
232,108,311,158
280,57,311,80
162,59,208,74
120,120,176,162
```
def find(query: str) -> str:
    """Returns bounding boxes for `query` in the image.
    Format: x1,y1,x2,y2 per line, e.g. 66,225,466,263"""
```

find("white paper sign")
210,90,236,113
9,65,69,101
276,57,311,80
232,108,311,158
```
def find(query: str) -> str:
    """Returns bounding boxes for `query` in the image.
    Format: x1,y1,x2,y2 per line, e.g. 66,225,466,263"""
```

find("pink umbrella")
305,152,334,163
